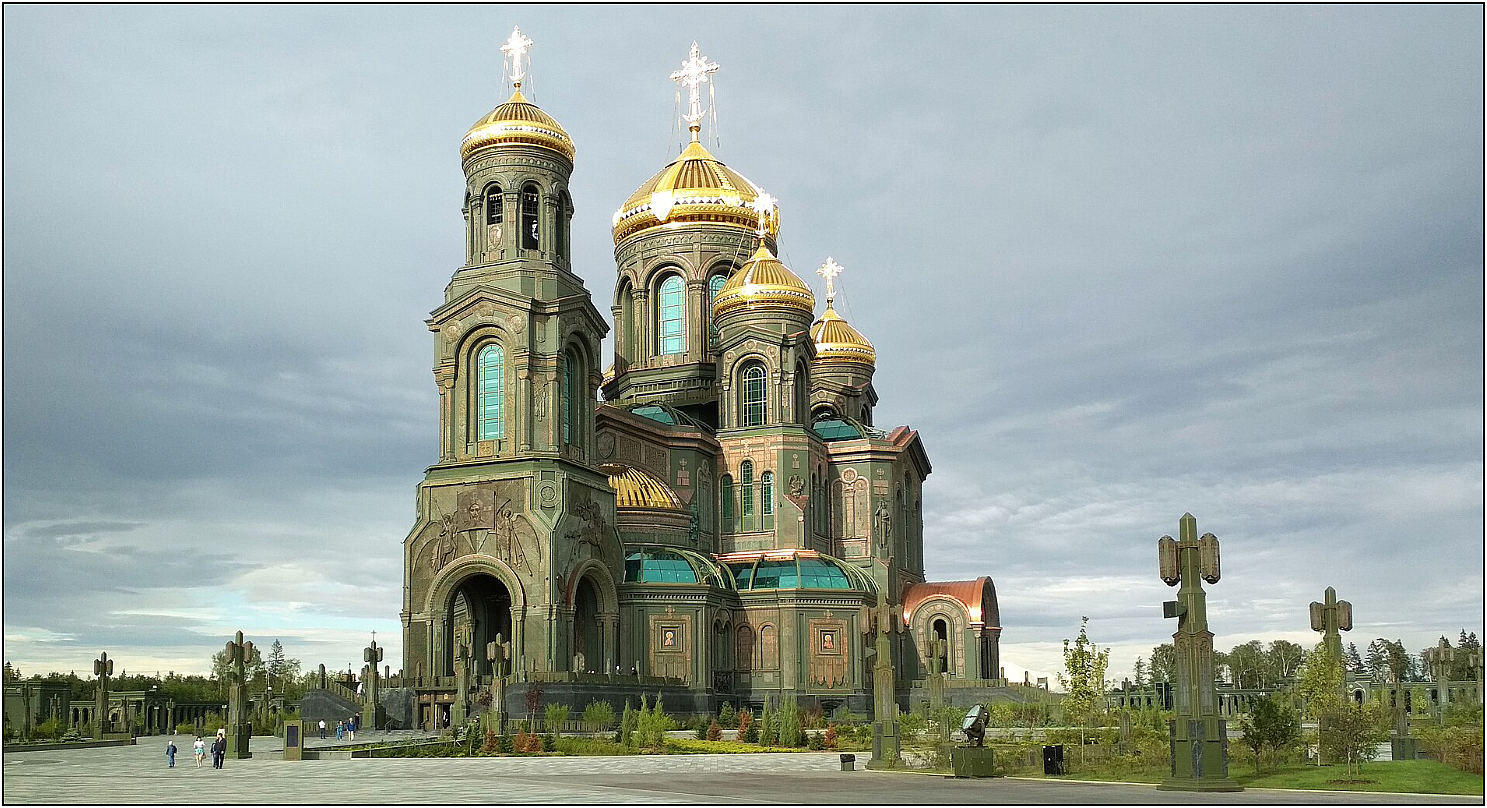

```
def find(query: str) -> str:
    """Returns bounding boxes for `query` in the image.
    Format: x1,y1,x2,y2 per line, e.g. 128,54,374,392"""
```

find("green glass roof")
811,417,885,442
631,405,676,425
722,554,874,592
623,546,735,589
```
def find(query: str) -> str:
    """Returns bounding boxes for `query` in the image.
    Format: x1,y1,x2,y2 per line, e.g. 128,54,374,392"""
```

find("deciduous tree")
1057,616,1110,761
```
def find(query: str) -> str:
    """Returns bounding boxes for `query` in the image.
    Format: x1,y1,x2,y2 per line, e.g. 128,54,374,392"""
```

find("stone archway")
425,555,528,679
564,560,619,674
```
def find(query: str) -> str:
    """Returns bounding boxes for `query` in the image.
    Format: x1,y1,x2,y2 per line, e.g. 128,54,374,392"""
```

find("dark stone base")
1391,737,1423,760
951,746,997,778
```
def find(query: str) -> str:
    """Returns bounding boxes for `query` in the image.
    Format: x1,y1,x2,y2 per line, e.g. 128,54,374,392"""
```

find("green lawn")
1033,758,1482,796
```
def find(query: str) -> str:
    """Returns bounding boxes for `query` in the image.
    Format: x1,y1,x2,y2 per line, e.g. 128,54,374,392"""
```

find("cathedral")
398,31,1001,725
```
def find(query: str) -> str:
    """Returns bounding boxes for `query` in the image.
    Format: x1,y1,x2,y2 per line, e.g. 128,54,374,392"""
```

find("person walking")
335,720,344,741
212,729,226,769
192,736,205,768
318,718,326,739
166,737,177,768
347,716,356,742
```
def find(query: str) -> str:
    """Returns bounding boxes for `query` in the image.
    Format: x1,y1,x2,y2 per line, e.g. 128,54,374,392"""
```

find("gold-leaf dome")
810,305,877,366
603,463,685,512
461,89,575,163
710,244,816,319
611,139,776,244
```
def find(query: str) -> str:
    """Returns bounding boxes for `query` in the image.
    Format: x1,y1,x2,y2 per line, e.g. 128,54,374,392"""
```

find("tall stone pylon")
1155,513,1241,792
865,591,902,770
223,631,255,759
1309,586,1352,700
363,635,385,730
92,651,114,735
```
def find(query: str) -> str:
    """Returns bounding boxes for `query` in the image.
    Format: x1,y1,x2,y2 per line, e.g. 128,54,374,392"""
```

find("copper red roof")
901,578,1000,628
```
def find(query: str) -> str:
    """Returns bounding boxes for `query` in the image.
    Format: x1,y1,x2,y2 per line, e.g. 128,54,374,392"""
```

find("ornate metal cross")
671,41,720,134
749,190,776,238
501,26,534,88
1309,586,1352,669
817,257,844,306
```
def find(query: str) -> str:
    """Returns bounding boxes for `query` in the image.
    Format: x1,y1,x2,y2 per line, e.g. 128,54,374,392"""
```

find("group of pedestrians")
167,729,226,770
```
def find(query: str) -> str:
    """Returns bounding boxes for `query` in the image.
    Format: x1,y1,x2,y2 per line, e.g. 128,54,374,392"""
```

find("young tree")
1266,640,1306,683
1320,701,1388,777
544,703,570,738
1148,643,1176,683
1132,656,1147,688
1057,616,1110,762
582,699,614,733
1295,641,1344,722
1236,693,1301,772
1344,643,1365,677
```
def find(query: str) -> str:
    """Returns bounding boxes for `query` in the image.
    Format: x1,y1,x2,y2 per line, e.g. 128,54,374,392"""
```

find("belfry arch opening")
932,617,950,674
446,573,512,676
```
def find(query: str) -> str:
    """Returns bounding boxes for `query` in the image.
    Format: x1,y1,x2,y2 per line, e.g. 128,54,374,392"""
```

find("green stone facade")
400,46,1002,723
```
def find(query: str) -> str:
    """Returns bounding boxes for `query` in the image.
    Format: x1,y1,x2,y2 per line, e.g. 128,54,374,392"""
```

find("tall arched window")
477,344,505,440
719,475,734,528
521,183,540,249
810,473,820,533
740,461,754,517
707,273,728,329
794,361,808,423
485,185,503,226
561,350,578,445
735,626,754,672
555,190,571,261
658,275,686,355
761,471,774,516
740,363,766,426
760,625,779,669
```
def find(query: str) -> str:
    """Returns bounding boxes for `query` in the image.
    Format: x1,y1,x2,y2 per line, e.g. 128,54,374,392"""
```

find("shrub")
830,704,864,726
513,729,533,754
694,720,709,740
175,721,196,735
898,710,927,744
807,731,824,750
706,719,722,741
759,698,777,746
779,698,804,748
719,702,736,726
737,708,753,733
544,704,570,738
481,727,498,754
541,733,556,752
635,692,675,749
743,721,760,744
33,718,62,740
618,702,636,747
583,699,615,733
824,724,838,750
802,703,825,730
497,733,513,754
201,712,225,735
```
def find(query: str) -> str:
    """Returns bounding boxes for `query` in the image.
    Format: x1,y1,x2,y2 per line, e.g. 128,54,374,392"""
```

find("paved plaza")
3,735,1479,804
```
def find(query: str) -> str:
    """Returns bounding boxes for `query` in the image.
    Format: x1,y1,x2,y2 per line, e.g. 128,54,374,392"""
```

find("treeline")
3,639,317,702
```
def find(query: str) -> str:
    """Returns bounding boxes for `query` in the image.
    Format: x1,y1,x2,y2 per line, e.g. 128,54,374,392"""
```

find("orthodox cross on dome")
749,190,777,240
671,41,720,139
501,26,535,89
817,257,844,306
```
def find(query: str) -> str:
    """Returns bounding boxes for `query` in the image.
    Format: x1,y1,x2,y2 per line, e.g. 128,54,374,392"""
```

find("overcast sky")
4,5,1481,685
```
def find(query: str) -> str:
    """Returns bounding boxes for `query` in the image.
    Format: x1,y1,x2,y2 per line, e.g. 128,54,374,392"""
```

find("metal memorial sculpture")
865,591,902,769
452,641,471,728
223,631,255,759
1155,513,1240,792
93,651,113,736
363,635,384,730
927,637,948,712
1309,586,1353,701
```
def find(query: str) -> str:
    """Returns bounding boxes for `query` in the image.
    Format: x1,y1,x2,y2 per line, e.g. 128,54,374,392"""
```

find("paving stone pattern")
4,734,1478,804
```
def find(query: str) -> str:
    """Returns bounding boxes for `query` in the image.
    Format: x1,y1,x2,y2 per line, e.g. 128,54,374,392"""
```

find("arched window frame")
707,272,729,332
719,474,734,529
760,624,779,669
520,182,540,250
485,184,504,226
657,274,687,355
475,342,506,440
740,362,767,427
561,349,577,445
735,625,754,673
794,361,809,424
761,471,774,516
740,460,754,518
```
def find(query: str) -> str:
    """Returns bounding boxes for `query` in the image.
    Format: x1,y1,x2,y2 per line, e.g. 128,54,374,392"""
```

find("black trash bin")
1042,744,1065,775
839,753,856,771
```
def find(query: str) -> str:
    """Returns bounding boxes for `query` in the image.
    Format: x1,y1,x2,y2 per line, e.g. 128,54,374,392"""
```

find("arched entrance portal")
932,618,950,674
446,573,512,676
572,576,601,672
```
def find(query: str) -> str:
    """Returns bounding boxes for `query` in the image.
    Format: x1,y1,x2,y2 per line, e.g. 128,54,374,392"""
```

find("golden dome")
611,139,776,244
603,463,685,512
710,244,816,319
461,89,575,163
810,304,877,366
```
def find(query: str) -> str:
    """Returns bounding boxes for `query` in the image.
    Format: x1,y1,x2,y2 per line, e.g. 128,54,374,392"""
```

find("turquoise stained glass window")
740,461,754,516
623,549,699,583
659,275,685,355
741,364,766,426
797,558,851,589
708,274,727,327
720,475,734,526
761,471,774,516
477,344,504,440
562,351,575,444
751,560,798,589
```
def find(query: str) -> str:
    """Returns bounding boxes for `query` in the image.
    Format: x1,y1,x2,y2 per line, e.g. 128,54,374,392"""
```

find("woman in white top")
192,736,206,768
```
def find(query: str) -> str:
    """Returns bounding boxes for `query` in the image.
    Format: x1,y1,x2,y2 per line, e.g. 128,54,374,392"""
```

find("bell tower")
402,28,623,693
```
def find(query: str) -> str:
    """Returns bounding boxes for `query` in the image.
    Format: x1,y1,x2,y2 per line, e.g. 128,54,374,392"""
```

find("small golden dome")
603,463,685,512
711,244,816,319
810,305,877,366
612,139,775,244
461,89,575,163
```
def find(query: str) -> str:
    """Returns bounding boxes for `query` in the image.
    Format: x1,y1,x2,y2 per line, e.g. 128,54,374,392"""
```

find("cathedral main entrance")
572,575,602,672
446,573,512,676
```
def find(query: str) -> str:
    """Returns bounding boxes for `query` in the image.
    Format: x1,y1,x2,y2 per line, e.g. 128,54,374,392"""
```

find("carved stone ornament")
788,475,806,496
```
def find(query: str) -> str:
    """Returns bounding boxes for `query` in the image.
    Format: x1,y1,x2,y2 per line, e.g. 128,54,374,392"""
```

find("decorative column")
866,592,902,769
452,642,470,728
363,635,384,730
92,651,113,736
488,634,511,734
1155,513,1240,792
223,631,255,759
1309,586,1353,701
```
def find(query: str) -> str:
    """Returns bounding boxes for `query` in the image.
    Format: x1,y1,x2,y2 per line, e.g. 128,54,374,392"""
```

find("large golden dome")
603,463,685,512
611,139,777,244
461,89,575,163
810,305,877,366
711,244,816,319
